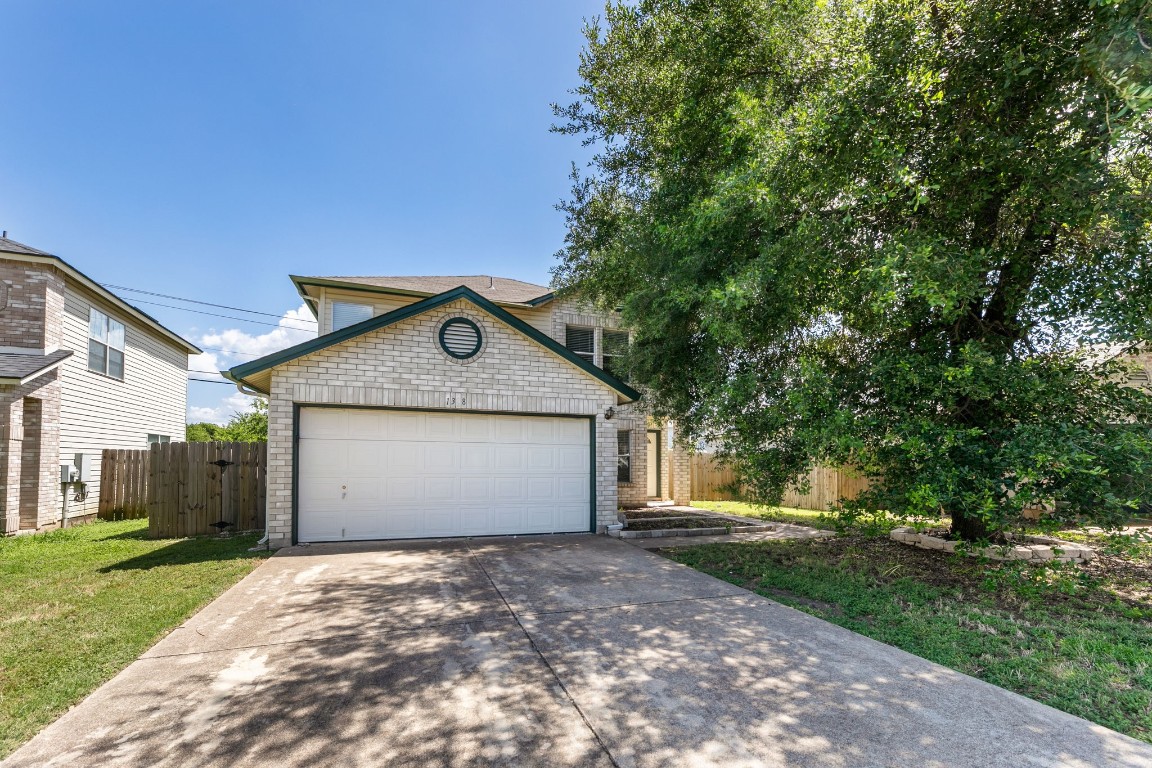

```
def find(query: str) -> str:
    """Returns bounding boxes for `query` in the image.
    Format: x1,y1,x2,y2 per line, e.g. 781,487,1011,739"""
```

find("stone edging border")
889,527,1095,562
609,524,775,539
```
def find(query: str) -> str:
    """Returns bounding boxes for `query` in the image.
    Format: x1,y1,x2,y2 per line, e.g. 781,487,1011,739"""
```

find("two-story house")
224,274,690,548
0,236,201,534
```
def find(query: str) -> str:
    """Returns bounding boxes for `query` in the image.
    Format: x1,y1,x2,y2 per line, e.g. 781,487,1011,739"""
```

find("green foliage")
669,537,1152,741
185,399,267,443
555,0,1152,539
185,422,224,441
0,520,271,757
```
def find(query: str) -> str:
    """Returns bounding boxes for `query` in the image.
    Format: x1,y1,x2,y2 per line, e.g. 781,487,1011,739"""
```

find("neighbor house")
0,235,201,533
224,274,690,547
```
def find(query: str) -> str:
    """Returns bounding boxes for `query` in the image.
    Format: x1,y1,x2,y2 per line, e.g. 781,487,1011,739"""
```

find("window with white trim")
331,301,373,331
565,325,595,364
617,430,632,482
89,308,125,379
147,434,171,446
602,330,629,377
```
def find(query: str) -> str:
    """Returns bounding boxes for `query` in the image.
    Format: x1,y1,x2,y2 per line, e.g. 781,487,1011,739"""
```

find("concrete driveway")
6,535,1152,768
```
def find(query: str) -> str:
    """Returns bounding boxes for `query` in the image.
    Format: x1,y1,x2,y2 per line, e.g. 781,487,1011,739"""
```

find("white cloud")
187,391,259,426
200,304,316,363
185,303,317,425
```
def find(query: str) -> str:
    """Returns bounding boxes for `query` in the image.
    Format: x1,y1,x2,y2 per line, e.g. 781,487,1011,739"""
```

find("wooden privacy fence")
690,454,870,510
98,442,267,538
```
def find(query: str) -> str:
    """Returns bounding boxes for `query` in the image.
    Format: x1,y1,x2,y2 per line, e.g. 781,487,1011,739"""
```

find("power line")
102,283,317,324
121,297,319,331
189,378,238,386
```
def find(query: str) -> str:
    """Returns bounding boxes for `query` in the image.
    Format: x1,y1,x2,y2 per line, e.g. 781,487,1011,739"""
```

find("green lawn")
691,500,838,529
666,534,1152,743
0,520,272,758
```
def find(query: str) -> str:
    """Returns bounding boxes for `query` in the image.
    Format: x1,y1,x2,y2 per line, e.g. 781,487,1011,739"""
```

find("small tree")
554,0,1152,539
186,399,268,443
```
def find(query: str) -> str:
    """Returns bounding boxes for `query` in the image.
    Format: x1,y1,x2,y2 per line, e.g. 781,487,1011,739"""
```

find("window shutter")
332,302,373,331
565,326,595,362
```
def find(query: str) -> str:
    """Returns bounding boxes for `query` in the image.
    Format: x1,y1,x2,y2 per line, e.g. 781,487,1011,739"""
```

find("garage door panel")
386,443,421,471
425,414,458,440
526,449,555,471
493,477,524,501
298,409,591,542
493,446,523,471
460,477,491,499
494,418,524,441
424,443,458,470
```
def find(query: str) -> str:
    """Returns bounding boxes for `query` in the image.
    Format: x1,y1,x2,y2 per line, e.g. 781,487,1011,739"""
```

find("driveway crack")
466,544,621,768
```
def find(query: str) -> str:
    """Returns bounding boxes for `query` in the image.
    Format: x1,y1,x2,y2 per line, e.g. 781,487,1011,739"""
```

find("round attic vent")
438,317,483,360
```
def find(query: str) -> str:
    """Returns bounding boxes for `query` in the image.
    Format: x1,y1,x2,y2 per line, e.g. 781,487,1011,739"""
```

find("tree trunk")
950,509,992,542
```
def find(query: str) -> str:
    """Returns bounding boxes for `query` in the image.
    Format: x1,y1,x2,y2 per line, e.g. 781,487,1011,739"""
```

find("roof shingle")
0,350,73,383
305,275,552,305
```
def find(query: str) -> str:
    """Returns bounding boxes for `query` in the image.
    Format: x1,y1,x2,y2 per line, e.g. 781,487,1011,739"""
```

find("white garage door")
297,408,592,542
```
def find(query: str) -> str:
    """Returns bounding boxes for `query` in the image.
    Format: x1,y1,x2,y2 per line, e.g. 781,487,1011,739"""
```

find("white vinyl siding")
58,285,189,519
314,287,556,338
331,301,373,332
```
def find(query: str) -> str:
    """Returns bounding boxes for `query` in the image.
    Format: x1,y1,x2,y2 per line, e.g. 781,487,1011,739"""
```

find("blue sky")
0,0,601,423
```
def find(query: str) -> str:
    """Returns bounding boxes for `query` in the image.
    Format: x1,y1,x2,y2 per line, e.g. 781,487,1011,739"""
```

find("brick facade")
0,260,66,533
263,297,624,548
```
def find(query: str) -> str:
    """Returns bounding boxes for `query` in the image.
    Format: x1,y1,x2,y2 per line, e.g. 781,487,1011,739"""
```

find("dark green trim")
291,403,301,546
228,285,641,402
291,404,598,542
589,416,597,533
438,316,482,359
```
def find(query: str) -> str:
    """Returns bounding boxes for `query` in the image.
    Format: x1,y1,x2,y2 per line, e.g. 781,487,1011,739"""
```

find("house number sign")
444,394,468,407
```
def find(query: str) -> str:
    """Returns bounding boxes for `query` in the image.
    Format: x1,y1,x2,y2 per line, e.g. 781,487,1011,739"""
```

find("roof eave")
0,252,202,354
229,285,640,404
289,275,551,310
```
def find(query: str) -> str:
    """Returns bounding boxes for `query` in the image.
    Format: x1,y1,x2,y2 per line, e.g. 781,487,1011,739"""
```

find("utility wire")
102,283,317,323
121,297,318,331
189,378,239,385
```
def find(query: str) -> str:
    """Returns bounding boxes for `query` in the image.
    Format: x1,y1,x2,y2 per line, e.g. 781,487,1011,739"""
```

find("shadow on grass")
99,533,270,572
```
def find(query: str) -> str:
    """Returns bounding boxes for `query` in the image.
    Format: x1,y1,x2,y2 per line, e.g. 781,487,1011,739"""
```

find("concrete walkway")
5,535,1151,767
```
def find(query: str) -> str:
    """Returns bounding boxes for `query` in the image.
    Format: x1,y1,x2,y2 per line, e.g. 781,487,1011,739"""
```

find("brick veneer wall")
0,371,63,533
0,260,65,352
263,298,623,548
0,259,66,533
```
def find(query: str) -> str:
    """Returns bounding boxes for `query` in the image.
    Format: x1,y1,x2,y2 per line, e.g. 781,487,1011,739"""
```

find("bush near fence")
689,454,870,511
98,442,266,538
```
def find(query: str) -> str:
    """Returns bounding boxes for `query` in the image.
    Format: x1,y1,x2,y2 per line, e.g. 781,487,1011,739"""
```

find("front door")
646,430,661,498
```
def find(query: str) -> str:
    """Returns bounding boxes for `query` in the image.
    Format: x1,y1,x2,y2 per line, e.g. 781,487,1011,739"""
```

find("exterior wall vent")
439,317,483,360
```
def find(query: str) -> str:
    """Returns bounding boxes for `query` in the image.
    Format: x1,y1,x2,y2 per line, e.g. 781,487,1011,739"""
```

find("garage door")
297,408,592,542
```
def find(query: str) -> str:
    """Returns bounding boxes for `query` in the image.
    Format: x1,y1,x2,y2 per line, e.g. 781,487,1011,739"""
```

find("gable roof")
0,349,73,385
225,285,639,403
291,274,556,311
0,236,202,354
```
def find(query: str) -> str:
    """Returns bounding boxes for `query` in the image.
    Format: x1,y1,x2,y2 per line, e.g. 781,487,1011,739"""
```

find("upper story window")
565,325,595,364
88,308,125,379
602,330,629,377
331,301,373,331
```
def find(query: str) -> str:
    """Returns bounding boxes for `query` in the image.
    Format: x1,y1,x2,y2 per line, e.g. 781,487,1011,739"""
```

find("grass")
0,520,272,758
665,533,1152,743
690,500,838,529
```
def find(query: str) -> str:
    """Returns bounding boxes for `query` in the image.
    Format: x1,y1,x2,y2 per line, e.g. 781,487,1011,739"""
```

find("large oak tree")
554,0,1152,539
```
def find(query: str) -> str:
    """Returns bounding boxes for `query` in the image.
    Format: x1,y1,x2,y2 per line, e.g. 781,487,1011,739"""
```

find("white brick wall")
265,298,622,547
